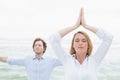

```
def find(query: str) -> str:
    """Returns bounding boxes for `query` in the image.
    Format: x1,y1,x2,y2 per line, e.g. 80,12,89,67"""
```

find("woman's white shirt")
49,28,113,80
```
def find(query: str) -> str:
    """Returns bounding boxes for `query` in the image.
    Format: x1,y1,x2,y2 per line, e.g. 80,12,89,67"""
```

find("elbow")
49,36,56,44
103,33,114,45
105,34,114,45
49,32,61,44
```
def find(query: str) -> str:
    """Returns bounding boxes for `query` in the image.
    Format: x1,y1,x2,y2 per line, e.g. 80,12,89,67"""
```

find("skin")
0,40,45,62
73,33,88,64
33,40,45,59
58,8,98,64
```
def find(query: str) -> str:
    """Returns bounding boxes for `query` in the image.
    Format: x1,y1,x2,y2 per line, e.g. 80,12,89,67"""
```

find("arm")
49,8,82,64
60,8,98,37
80,8,98,33
59,8,82,38
0,56,25,66
80,8,113,65
7,57,25,66
93,29,113,66
0,56,7,63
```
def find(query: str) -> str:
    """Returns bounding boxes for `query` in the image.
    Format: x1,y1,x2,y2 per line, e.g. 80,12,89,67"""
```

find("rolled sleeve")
7,57,25,66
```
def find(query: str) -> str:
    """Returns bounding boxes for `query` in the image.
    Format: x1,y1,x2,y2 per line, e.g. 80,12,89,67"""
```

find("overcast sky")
0,0,120,42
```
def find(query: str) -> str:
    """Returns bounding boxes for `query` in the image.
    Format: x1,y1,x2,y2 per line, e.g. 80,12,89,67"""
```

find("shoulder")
43,56,58,60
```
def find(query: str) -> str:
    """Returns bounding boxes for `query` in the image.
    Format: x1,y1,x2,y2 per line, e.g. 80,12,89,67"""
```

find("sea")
0,38,120,80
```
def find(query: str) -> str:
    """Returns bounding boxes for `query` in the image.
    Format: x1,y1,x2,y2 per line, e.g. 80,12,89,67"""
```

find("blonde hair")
70,31,93,56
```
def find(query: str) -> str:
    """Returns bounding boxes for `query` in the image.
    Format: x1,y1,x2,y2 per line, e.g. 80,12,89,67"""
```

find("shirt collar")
72,54,77,59
72,54,89,61
33,55,44,60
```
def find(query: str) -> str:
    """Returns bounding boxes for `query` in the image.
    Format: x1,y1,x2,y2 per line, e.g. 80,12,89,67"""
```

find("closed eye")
82,39,87,42
75,39,80,42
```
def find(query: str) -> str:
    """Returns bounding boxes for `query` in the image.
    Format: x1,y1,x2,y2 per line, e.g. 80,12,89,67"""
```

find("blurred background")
0,0,120,80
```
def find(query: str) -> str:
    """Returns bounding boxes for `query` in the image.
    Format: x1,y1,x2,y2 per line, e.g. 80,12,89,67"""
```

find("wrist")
74,23,80,28
83,24,87,28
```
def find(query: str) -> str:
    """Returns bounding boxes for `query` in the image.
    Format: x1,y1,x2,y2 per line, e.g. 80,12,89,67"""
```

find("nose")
79,41,82,45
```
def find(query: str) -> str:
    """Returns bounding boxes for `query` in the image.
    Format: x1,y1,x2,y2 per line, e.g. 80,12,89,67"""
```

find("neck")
35,53,43,60
76,52,87,64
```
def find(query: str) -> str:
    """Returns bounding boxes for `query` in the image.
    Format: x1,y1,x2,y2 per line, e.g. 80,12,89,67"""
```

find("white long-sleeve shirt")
49,28,113,80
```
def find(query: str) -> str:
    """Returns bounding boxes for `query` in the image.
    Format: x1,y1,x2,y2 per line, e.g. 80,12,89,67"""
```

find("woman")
49,8,113,80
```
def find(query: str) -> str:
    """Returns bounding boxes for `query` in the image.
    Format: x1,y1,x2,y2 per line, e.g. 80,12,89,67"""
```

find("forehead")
35,40,43,44
74,33,87,39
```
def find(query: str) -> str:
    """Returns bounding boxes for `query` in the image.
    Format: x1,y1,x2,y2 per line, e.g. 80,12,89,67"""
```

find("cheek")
34,47,42,51
73,43,77,48
84,43,88,50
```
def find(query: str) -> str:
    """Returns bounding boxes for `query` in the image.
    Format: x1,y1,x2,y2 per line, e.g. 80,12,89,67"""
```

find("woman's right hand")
80,8,87,28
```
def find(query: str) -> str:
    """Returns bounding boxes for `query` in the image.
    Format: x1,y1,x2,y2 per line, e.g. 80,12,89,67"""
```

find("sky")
0,0,120,43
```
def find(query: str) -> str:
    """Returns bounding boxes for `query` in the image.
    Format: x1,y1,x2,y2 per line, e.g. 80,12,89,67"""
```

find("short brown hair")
32,38,47,53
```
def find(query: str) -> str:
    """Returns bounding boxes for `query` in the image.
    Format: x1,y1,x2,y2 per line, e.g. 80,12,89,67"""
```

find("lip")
78,47,83,48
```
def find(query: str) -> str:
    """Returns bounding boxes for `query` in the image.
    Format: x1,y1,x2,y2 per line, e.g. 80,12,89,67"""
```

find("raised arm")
60,8,99,36
80,8,98,33
81,8,113,65
0,56,7,63
59,8,82,38
49,8,83,65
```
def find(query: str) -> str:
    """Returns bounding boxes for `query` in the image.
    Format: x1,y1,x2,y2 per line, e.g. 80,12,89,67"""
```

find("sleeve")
52,58,62,67
49,32,71,65
7,57,25,66
93,28,113,66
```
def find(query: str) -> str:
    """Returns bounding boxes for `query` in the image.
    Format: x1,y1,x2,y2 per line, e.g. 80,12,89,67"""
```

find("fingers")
80,7,83,25
76,7,84,26
80,8,83,18
80,7,86,27
81,7,84,18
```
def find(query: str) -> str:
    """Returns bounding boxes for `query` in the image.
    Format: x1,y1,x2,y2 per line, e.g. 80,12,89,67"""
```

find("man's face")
33,40,44,55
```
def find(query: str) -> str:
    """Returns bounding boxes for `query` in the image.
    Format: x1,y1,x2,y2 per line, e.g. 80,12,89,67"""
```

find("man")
0,38,61,80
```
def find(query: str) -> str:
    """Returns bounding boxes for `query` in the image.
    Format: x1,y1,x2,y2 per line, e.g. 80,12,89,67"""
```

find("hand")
80,8,87,27
80,8,98,33
0,56,7,62
74,8,81,28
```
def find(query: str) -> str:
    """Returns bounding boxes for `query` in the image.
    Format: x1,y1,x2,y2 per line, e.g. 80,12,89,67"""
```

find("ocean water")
0,38,120,80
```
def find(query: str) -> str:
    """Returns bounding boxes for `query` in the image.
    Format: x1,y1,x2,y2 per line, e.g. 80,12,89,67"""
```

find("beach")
0,38,120,80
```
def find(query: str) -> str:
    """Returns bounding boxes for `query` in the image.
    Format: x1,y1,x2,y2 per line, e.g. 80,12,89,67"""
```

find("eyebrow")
75,37,87,40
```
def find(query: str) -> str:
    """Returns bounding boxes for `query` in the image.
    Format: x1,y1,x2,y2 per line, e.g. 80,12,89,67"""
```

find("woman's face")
33,41,44,55
73,33,88,55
